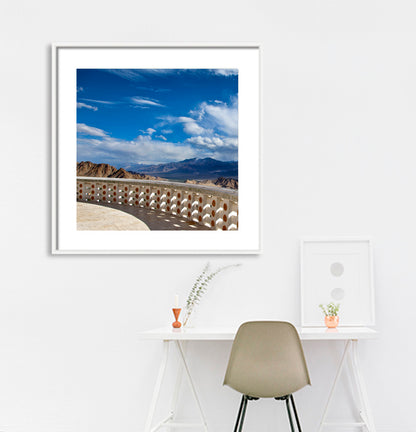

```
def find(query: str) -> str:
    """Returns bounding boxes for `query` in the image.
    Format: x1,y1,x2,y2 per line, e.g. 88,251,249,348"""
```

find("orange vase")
325,315,339,328
172,308,182,328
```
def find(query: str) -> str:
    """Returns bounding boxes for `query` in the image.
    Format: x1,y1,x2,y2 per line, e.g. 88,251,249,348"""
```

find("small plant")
183,262,240,327
319,302,340,317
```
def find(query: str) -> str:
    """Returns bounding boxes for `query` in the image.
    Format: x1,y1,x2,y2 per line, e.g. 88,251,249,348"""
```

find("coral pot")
325,315,339,328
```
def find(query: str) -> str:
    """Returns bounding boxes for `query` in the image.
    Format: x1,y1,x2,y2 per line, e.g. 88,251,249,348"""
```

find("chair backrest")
224,321,311,398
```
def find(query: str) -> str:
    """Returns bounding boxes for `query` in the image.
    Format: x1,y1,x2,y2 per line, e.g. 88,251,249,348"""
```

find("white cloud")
146,128,156,135
77,123,108,137
183,121,206,136
106,69,175,82
156,135,167,141
200,100,238,136
224,137,238,147
185,136,238,149
154,99,238,158
188,108,204,121
78,130,238,164
174,116,209,136
78,133,198,165
211,69,238,76
132,135,196,162
81,98,117,105
106,69,145,81
184,99,238,137
187,137,216,149
131,97,165,107
77,102,98,111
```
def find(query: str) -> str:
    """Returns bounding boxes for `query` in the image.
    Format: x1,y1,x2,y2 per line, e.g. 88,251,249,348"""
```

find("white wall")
1,0,416,431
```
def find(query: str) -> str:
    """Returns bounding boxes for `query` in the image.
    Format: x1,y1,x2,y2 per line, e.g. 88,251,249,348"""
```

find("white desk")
140,326,378,432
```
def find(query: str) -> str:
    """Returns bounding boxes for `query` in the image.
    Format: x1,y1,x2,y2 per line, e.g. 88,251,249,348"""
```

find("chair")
223,321,311,431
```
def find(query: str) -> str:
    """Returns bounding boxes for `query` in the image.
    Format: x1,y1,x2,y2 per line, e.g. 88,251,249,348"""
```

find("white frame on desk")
300,237,375,327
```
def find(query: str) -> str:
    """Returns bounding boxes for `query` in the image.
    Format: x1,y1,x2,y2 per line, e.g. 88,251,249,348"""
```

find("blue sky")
77,69,238,167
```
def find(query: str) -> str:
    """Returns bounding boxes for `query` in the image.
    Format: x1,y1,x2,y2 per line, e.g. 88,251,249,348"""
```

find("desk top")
139,326,378,341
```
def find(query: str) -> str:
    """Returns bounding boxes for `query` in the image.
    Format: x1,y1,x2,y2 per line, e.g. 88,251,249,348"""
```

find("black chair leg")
234,394,301,432
233,395,245,432
238,396,248,432
285,397,295,432
290,395,302,432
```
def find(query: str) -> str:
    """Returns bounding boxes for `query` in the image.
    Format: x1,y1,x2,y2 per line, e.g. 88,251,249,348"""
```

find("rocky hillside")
214,177,238,189
77,161,163,180
185,177,238,190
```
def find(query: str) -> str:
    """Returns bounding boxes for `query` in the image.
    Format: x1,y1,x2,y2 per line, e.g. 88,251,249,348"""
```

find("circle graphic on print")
330,262,344,277
331,287,345,301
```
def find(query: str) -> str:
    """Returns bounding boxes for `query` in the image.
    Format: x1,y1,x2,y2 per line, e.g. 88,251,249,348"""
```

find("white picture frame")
300,237,375,327
52,43,261,254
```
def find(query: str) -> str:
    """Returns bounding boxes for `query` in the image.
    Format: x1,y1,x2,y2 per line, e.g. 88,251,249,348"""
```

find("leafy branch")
319,302,340,317
183,262,240,326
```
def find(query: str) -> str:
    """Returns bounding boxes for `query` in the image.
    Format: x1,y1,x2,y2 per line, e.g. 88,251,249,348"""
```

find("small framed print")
300,238,375,327
52,43,261,254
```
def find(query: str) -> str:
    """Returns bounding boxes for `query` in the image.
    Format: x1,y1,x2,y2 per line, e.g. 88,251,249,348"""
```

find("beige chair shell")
224,321,311,398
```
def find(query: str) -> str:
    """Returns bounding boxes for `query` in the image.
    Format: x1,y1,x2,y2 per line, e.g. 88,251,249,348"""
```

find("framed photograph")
300,238,375,327
52,43,261,254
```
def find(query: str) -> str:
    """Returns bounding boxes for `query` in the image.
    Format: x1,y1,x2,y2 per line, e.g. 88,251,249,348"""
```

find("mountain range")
77,158,238,189
123,157,238,181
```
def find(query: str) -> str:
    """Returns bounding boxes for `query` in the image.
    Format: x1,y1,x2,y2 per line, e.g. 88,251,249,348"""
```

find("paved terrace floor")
77,202,210,231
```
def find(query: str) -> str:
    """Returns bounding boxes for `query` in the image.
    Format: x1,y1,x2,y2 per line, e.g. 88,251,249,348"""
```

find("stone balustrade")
77,177,238,230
